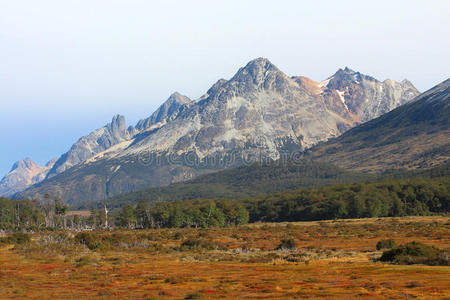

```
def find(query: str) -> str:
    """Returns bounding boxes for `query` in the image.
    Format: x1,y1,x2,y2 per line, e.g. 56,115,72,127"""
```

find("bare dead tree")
103,201,109,229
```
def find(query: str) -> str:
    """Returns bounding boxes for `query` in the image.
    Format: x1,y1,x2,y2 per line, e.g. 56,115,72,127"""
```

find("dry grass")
0,216,449,299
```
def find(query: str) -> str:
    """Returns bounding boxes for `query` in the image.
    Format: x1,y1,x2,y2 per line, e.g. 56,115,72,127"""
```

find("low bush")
376,239,396,250
75,255,93,267
0,232,30,245
379,241,449,265
184,292,202,299
180,238,227,251
74,232,98,250
276,239,297,250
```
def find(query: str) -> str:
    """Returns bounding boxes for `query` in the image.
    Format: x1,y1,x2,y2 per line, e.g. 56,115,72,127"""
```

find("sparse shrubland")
0,216,448,299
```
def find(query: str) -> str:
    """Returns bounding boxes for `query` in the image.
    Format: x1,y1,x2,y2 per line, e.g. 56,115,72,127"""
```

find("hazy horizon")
1,0,449,176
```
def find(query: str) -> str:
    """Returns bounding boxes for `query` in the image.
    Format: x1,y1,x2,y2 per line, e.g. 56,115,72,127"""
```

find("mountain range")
88,78,450,210
3,58,420,204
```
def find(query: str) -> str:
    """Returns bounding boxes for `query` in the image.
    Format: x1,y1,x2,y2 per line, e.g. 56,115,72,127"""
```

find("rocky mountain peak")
45,158,58,168
108,114,127,136
231,57,280,84
46,115,135,178
400,79,415,87
320,67,420,123
343,66,355,73
327,67,364,88
11,157,35,171
135,92,191,131
0,158,57,197
210,58,300,100
166,92,191,105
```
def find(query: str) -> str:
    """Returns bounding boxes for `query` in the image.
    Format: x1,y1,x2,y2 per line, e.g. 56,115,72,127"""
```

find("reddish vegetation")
0,216,449,299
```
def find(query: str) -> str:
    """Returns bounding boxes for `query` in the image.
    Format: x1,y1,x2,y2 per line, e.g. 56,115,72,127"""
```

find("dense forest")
2,175,448,230
244,177,450,222
115,177,449,227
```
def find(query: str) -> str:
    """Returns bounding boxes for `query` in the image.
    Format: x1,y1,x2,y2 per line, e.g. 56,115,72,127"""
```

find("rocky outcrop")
0,158,57,196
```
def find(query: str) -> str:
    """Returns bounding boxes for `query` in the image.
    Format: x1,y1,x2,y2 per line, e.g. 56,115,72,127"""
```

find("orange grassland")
0,216,449,299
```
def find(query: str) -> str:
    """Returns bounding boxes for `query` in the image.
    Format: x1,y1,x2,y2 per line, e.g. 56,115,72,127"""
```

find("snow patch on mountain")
336,90,349,111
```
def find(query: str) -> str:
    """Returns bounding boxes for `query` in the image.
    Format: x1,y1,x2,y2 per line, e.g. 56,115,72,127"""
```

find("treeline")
110,176,449,228
79,161,450,212
245,177,450,222
0,195,69,230
0,198,43,230
2,176,449,231
113,199,249,229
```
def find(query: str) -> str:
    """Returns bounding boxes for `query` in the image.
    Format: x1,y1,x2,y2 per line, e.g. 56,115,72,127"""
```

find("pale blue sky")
0,0,449,176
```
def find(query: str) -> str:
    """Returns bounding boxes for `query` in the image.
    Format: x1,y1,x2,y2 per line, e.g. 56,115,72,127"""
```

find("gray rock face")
123,58,352,161
323,67,418,123
135,92,191,131
14,58,420,204
0,158,57,196
46,115,135,178
293,67,419,127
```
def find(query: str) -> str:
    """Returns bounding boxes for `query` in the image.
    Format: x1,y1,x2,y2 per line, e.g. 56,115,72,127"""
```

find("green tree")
135,200,153,228
118,205,136,228
0,198,14,229
54,197,69,229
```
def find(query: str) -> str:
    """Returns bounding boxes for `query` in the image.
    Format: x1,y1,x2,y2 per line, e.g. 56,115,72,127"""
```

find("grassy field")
0,216,449,299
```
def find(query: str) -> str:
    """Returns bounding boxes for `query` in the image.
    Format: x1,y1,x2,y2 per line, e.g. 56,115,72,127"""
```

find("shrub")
75,255,93,267
173,232,183,240
74,232,98,250
184,292,202,299
180,238,226,251
100,232,129,248
16,232,83,259
164,276,185,284
277,239,297,250
376,239,396,250
1,232,31,245
379,241,447,265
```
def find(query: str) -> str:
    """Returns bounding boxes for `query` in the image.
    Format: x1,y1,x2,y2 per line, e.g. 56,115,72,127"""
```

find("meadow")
0,216,449,299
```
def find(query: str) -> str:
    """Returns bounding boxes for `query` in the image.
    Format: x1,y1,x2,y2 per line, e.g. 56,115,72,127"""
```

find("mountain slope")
0,158,56,196
307,79,450,171
81,161,450,211
80,160,376,209
15,58,419,204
